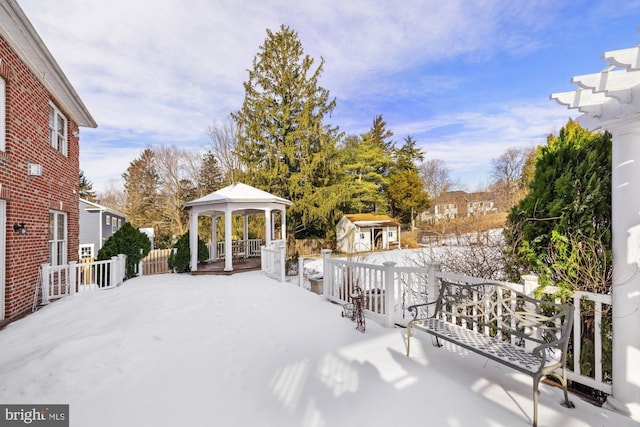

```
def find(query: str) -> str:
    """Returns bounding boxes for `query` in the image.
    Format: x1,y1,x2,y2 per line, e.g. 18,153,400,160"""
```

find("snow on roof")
182,182,292,209
344,213,399,227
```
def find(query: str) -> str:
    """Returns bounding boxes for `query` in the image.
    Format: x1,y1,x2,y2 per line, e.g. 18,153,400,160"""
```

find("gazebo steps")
191,258,262,275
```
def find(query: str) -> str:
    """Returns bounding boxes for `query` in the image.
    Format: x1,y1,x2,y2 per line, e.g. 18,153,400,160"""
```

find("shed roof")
344,214,399,227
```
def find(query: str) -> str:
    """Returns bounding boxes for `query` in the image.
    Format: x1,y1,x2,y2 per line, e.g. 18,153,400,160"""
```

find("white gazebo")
181,182,292,272
551,42,640,420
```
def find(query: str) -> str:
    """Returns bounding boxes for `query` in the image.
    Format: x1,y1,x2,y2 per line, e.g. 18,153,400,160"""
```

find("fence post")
68,261,77,297
298,256,304,287
322,249,332,299
119,254,127,285
41,263,50,305
110,256,118,287
138,259,144,277
522,274,539,297
521,274,541,351
279,241,286,283
383,261,396,327
427,263,441,316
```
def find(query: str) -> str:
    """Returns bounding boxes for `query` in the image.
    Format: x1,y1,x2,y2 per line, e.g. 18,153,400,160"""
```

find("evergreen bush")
168,232,209,273
98,223,151,279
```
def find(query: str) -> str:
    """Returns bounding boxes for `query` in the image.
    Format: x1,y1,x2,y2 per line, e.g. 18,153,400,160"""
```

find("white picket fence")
319,249,612,396
261,240,286,282
39,255,127,304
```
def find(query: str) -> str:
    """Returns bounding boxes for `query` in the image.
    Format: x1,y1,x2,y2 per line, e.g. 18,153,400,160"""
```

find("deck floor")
191,257,262,275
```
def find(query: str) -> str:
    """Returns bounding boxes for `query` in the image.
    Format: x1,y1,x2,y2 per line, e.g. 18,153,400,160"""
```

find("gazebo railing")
208,239,263,260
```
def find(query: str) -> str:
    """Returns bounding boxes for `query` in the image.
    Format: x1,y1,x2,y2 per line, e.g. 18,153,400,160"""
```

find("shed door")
373,228,383,250
0,200,5,320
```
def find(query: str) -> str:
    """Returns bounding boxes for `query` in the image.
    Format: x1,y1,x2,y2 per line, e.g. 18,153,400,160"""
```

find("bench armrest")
408,302,436,320
532,339,566,362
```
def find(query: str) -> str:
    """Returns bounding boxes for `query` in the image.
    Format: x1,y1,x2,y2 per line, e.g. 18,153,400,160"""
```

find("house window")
112,220,117,233
49,103,67,156
49,211,67,266
118,218,122,228
0,76,5,151
79,244,94,261
105,215,110,226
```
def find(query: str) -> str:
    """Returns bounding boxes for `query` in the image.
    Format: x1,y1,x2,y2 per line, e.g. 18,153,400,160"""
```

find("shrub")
168,231,209,273
98,223,151,279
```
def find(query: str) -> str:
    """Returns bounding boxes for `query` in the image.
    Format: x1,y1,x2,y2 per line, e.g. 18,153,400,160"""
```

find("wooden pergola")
181,182,292,272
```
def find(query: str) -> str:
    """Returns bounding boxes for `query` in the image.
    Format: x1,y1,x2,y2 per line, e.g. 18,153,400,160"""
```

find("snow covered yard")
0,272,636,427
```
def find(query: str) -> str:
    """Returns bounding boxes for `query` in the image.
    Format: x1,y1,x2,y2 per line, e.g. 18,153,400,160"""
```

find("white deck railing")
40,255,127,304
320,249,612,395
261,240,285,282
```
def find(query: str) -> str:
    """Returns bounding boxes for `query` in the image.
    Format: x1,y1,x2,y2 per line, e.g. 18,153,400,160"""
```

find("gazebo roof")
182,182,292,211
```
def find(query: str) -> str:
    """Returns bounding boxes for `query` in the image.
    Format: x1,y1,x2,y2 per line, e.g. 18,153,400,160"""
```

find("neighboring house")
79,199,126,260
139,228,155,251
0,1,97,324
336,214,400,254
420,191,497,223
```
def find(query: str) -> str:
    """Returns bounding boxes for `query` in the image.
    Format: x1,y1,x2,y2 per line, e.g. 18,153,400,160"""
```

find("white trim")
48,102,67,156
0,200,5,320
49,210,67,266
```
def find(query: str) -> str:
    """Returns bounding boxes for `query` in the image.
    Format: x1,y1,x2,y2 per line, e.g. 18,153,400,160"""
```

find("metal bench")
406,281,575,427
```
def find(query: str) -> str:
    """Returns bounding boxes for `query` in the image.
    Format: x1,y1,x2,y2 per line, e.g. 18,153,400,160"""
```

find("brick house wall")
0,1,96,324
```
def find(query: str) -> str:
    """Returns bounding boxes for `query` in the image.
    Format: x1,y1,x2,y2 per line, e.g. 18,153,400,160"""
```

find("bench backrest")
434,281,574,351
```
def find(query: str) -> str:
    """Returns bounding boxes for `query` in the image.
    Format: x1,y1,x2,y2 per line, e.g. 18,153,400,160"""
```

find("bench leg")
533,377,540,427
406,325,412,356
551,368,575,409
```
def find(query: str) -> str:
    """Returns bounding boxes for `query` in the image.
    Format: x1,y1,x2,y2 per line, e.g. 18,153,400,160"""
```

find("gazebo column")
210,215,218,261
189,210,199,272
224,208,233,271
607,122,640,418
243,214,249,256
265,208,272,247
280,208,286,243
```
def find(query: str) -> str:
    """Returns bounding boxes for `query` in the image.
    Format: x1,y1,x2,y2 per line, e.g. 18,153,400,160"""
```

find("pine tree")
233,25,348,238
79,170,97,202
387,136,430,225
198,150,223,196
339,116,397,214
122,148,161,236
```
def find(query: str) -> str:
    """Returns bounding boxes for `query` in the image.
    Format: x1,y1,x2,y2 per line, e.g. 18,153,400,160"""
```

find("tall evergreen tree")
198,150,224,196
393,136,424,171
122,148,161,236
79,170,97,202
387,136,430,226
340,134,391,213
339,116,397,214
232,25,347,238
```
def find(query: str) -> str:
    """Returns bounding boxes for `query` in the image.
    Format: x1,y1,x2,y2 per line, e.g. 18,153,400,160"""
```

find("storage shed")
336,214,400,253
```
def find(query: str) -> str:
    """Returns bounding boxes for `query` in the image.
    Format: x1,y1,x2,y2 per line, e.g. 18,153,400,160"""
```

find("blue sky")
17,0,640,192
